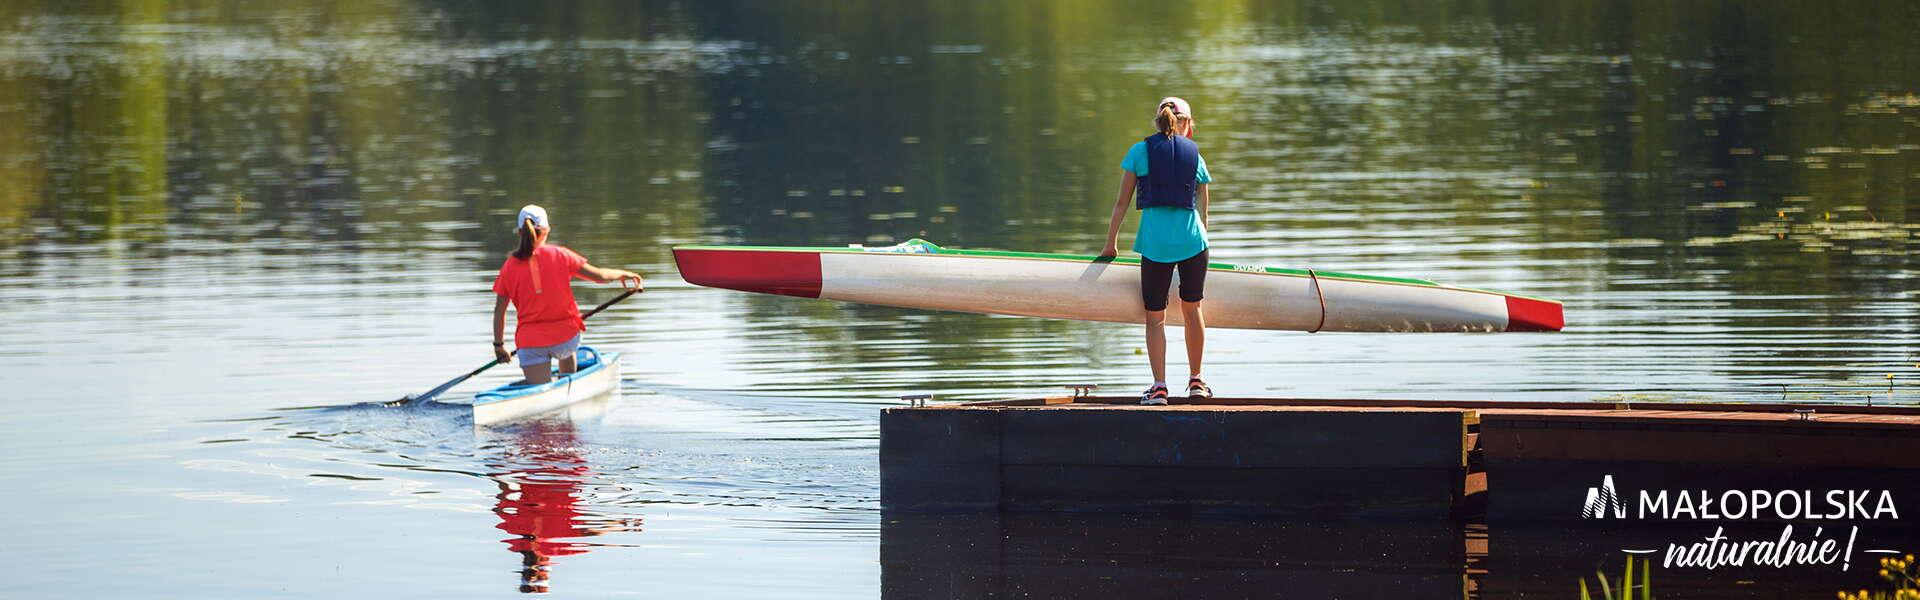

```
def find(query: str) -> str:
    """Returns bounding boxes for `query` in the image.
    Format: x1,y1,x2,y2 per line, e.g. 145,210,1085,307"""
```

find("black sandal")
1187,376,1213,400
1140,384,1170,406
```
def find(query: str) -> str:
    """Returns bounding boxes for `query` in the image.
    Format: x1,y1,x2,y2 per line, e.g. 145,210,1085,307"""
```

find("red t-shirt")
493,245,588,348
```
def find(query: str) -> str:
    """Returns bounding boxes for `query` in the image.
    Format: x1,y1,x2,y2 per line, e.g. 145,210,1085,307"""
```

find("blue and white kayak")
472,346,622,425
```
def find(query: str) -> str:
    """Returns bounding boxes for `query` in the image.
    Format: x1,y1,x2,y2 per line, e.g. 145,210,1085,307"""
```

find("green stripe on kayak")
675,241,1561,304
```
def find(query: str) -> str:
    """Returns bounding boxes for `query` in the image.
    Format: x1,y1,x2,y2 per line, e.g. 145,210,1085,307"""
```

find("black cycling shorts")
1140,248,1208,311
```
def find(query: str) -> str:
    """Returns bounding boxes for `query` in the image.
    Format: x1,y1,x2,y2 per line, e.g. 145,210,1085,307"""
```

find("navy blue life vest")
1134,133,1200,210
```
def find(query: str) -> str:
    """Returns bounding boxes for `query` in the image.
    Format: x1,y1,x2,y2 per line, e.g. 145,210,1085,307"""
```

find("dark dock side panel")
884,396,1920,519
880,406,1003,511
882,397,1920,598
882,403,1469,517
1478,408,1920,522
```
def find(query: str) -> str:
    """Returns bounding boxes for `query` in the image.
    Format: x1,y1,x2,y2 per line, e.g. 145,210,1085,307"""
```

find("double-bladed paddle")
400,287,639,404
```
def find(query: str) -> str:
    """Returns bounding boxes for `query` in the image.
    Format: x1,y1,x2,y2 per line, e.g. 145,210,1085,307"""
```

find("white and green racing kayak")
671,239,1562,333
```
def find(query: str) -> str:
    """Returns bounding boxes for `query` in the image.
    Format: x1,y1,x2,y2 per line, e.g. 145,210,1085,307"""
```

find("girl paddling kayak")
492,205,642,385
1100,97,1214,406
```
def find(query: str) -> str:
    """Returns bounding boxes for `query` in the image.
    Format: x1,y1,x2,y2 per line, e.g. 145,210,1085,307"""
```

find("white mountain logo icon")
1583,475,1627,519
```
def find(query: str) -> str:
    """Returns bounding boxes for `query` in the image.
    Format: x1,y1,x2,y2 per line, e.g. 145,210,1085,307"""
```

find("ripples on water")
2,1,1917,596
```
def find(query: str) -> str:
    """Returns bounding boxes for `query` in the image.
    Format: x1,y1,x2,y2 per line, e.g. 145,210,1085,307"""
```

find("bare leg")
521,360,552,385
1179,300,1205,378
557,354,578,375
1145,309,1168,384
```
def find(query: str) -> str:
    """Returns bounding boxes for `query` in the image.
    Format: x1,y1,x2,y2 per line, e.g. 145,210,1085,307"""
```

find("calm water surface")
2,1,1916,597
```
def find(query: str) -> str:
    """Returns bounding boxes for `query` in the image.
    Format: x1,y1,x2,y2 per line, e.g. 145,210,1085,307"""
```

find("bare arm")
578,262,644,289
493,295,510,362
1101,170,1137,257
493,295,509,343
1197,183,1209,229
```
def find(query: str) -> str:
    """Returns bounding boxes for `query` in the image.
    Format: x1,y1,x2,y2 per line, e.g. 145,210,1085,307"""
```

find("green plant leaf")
1641,557,1652,600
1624,555,1634,598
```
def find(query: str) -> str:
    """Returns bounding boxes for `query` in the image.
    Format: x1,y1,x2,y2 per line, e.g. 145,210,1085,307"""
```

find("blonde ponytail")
1154,101,1189,138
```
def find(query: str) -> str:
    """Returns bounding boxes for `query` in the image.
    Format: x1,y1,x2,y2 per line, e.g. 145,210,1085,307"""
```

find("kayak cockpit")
472,346,617,407
855,238,942,254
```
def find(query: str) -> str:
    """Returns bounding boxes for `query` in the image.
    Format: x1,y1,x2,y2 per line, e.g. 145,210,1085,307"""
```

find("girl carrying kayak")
1100,97,1213,406
492,205,642,384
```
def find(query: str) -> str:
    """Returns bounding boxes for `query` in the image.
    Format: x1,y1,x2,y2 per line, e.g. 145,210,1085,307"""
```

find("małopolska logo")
1583,475,1626,519
1577,474,1903,571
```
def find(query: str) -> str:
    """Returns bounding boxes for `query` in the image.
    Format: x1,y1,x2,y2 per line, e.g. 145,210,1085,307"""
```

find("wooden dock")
880,396,1920,519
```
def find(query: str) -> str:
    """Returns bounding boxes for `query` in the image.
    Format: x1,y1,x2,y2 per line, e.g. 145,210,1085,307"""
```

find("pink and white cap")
1157,96,1191,118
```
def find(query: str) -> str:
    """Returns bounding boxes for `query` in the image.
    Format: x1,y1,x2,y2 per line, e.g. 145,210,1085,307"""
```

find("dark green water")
2,1,1916,597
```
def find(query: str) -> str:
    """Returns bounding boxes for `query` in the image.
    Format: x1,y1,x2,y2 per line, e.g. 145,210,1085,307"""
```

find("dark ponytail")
512,217,536,260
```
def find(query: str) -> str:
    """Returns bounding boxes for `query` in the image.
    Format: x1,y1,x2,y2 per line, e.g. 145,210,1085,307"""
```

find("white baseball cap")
516,204,549,231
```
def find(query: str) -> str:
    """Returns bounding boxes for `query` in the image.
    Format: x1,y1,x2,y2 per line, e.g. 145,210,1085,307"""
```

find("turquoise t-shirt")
1120,140,1212,263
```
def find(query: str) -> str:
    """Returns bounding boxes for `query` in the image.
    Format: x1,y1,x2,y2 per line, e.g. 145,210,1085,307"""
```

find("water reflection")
882,513,1909,599
882,512,1468,599
488,415,643,594
1480,521,1914,599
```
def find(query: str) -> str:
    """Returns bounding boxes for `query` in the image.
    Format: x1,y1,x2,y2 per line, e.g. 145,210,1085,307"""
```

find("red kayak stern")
672,248,824,299
1503,295,1565,332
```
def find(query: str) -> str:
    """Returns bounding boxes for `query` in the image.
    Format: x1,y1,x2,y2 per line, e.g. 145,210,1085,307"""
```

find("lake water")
2,1,1916,597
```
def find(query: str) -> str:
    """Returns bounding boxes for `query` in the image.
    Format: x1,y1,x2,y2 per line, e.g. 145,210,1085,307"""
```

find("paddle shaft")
409,288,638,403
581,287,638,320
